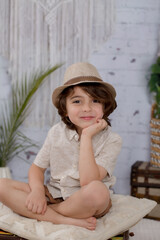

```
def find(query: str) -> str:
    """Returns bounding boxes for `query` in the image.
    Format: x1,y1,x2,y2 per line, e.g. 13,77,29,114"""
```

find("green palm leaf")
147,56,160,118
0,64,62,166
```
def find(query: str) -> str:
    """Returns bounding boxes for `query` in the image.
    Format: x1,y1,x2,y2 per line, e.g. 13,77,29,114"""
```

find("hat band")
64,76,103,86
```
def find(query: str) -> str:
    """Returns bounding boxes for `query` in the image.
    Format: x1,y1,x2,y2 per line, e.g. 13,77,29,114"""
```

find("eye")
93,99,100,103
73,100,80,104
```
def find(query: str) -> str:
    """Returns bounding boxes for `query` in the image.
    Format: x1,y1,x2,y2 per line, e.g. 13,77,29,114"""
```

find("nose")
82,102,92,112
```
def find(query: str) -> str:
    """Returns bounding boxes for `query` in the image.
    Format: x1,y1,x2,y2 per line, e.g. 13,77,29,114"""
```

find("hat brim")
52,79,116,108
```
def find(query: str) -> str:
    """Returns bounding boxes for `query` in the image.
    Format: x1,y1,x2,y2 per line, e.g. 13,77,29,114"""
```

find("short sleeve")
33,129,52,169
95,133,122,177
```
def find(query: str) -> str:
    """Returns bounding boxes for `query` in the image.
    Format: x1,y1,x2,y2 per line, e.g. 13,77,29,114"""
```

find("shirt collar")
66,127,79,142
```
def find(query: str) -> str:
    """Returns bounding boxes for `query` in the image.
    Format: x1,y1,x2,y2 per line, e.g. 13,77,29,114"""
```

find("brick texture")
90,0,160,194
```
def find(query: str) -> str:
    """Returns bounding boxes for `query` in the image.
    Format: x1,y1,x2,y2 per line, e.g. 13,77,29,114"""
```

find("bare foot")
65,216,97,230
48,204,97,230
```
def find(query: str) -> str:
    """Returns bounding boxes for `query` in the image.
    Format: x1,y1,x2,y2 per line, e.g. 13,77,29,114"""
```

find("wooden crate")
131,161,160,220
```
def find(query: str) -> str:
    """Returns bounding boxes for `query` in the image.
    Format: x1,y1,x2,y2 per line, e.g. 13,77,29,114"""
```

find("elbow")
80,175,101,187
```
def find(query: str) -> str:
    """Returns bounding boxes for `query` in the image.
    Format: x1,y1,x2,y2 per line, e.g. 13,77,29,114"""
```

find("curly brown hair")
56,82,117,130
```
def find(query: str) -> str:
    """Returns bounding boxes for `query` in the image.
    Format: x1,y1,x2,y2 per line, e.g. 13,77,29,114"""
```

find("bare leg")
49,180,111,219
0,179,96,230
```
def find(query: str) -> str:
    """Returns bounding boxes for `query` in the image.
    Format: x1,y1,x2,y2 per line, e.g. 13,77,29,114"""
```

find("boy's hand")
25,188,47,215
82,119,108,138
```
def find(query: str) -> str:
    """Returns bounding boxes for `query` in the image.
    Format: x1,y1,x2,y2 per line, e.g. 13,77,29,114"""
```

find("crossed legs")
49,180,111,219
0,178,111,230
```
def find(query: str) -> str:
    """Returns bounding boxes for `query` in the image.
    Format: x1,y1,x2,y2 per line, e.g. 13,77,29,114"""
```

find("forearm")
26,163,47,214
28,163,45,192
79,134,100,186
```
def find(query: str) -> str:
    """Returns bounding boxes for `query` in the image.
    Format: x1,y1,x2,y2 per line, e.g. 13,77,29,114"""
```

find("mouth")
80,116,95,120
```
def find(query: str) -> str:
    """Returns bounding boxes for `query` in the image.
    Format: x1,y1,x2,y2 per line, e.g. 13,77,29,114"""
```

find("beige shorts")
44,186,112,219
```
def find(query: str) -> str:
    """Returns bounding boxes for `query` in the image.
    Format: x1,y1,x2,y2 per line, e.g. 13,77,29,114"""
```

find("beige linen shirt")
34,121,122,200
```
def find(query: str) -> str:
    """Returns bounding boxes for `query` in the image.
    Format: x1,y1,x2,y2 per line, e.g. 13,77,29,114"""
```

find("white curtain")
0,0,115,127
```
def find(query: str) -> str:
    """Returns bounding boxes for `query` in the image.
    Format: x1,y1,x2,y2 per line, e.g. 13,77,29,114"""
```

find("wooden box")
131,161,160,220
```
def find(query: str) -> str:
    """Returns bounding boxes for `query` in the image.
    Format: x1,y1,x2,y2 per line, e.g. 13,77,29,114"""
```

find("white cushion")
0,194,156,240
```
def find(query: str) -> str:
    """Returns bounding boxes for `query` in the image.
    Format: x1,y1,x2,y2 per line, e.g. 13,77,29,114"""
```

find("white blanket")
0,194,156,240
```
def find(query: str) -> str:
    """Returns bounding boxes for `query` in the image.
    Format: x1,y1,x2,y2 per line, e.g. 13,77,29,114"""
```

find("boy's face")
66,86,104,135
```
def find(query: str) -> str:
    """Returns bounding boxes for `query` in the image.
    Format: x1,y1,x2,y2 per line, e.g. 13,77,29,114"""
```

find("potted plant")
0,64,62,177
148,56,160,167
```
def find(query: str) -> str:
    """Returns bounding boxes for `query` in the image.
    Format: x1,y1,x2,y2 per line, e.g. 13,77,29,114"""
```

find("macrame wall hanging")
0,0,115,127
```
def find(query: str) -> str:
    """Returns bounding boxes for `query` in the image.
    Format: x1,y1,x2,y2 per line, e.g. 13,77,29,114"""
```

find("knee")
82,180,110,208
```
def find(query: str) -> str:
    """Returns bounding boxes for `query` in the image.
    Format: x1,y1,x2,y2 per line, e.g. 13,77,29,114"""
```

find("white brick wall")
0,57,11,102
1,0,160,194
89,0,160,194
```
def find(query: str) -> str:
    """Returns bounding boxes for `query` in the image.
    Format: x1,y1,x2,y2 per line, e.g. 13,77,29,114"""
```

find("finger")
25,199,29,207
102,120,108,128
27,201,33,211
100,119,107,127
42,203,47,215
97,119,104,127
96,118,102,123
36,201,46,214
97,118,105,124
32,204,38,213
97,120,107,131
37,204,43,214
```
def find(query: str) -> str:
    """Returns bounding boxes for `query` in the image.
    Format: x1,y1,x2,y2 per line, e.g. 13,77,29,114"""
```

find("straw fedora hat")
52,62,116,108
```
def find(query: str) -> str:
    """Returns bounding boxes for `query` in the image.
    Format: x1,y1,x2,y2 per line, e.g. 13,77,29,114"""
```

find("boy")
0,62,122,230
